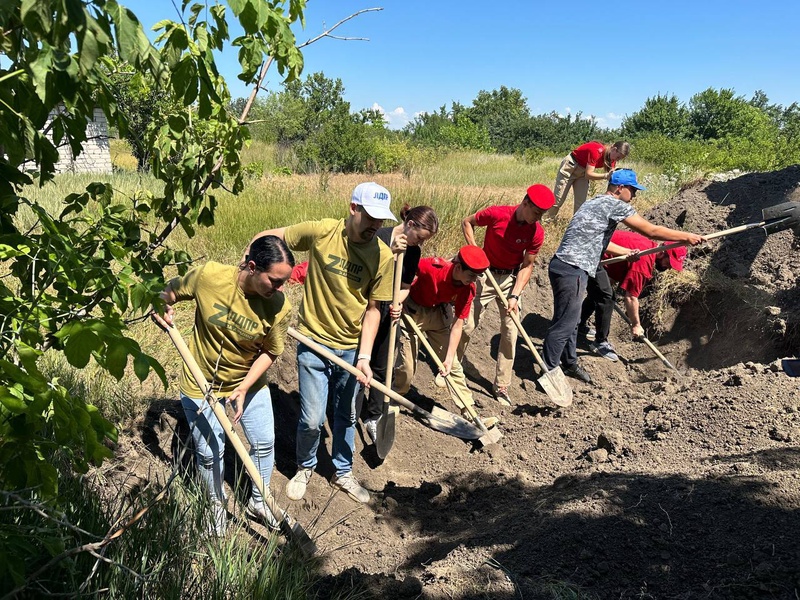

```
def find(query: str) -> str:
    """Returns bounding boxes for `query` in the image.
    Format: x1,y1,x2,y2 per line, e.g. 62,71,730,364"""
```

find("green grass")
0,467,358,599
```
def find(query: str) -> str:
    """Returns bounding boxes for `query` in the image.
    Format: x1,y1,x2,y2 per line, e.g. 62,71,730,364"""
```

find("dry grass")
646,268,705,334
110,138,138,172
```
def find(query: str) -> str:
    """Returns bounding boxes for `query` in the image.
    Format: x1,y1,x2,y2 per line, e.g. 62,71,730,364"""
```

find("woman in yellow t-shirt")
154,235,294,536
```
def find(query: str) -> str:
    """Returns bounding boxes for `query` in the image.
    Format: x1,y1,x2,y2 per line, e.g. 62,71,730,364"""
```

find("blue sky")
134,0,800,130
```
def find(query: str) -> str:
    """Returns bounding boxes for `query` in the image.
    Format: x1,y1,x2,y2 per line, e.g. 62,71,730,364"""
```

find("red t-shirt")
475,205,545,270
603,231,658,297
572,141,614,170
409,257,475,320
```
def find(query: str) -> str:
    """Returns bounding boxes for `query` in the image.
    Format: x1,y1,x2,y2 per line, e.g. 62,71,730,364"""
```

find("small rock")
597,430,625,455
724,374,743,386
765,306,781,316
384,497,399,510
588,448,609,463
769,427,793,442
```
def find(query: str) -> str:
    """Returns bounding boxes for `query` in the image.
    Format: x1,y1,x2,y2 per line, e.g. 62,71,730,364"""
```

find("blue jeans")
181,387,275,505
296,342,358,477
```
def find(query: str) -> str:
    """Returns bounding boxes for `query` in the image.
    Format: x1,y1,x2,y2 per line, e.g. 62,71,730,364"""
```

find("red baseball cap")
458,245,490,273
666,245,687,271
526,184,556,210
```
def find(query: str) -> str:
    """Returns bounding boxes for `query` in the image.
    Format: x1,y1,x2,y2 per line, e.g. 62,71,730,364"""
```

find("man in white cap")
248,182,395,503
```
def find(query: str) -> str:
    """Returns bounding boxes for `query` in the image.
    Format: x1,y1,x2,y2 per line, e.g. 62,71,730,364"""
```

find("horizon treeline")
229,74,800,176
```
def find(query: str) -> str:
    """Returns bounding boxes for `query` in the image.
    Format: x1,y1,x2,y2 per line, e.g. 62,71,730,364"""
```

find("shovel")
782,359,800,377
401,314,503,445
287,327,483,441
611,303,680,375
162,324,318,556
601,201,800,267
483,270,573,407
375,250,404,459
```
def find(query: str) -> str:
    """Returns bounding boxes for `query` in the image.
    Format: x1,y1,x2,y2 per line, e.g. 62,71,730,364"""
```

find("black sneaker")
563,363,593,384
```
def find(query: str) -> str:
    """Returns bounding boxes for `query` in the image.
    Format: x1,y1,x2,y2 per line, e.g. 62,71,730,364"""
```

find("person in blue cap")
542,169,705,385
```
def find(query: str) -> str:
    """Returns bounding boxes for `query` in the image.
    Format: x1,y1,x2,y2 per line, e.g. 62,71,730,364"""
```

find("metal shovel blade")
537,367,573,407
762,201,800,234
425,404,486,439
782,359,800,378
374,406,398,459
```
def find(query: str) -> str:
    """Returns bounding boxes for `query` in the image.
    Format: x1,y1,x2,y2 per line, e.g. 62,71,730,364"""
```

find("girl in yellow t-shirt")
154,235,294,536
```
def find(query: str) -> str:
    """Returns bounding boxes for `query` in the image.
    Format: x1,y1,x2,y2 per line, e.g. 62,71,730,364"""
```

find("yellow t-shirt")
169,262,292,398
284,218,393,349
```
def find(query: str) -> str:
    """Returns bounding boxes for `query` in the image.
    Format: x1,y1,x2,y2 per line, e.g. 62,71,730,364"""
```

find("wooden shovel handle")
384,250,405,394
164,327,297,529
483,269,549,374
600,221,765,266
400,314,488,433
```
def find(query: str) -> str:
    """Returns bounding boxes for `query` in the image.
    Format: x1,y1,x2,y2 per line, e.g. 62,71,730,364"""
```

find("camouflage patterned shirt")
554,194,636,274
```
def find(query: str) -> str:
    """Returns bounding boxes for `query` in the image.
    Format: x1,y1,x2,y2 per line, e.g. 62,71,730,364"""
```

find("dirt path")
130,167,800,599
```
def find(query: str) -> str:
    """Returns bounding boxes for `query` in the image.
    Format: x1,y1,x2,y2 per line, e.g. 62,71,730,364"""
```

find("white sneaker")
286,467,313,501
207,500,227,537
331,472,370,503
493,386,512,406
246,498,280,530
364,417,379,443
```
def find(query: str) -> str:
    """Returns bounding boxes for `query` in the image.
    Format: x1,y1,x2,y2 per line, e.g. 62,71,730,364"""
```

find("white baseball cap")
351,182,397,221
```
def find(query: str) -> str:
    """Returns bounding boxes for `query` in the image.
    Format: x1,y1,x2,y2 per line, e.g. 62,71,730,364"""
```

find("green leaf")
63,328,102,369
21,0,53,35
105,342,129,379
28,44,53,102
130,283,147,312
147,355,168,388
111,285,128,311
0,388,27,414
79,29,100,74
168,114,186,137
133,352,150,382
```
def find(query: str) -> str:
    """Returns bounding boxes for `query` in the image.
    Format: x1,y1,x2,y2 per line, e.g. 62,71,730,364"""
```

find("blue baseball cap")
610,169,646,190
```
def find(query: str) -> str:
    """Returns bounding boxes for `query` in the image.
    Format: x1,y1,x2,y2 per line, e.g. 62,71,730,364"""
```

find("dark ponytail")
400,204,439,235
246,235,295,271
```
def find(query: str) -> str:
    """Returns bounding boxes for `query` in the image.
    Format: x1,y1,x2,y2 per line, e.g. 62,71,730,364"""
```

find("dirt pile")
643,164,800,369
128,167,800,599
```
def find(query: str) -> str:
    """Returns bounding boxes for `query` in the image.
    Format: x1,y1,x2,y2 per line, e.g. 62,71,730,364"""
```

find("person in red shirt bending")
393,246,490,420
579,230,688,360
457,184,555,405
546,140,630,220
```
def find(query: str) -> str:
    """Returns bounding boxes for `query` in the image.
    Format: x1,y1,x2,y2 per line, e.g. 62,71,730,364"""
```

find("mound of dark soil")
644,165,800,369
127,167,800,599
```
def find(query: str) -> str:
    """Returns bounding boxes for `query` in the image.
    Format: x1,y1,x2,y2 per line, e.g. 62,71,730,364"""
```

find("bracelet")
357,353,371,362
508,294,520,301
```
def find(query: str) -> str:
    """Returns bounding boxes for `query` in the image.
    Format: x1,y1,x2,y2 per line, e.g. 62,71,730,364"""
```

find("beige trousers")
546,154,590,219
393,299,474,409
456,271,517,390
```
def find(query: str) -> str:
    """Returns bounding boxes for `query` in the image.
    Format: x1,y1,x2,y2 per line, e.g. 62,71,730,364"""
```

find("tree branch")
298,8,383,49
146,7,384,254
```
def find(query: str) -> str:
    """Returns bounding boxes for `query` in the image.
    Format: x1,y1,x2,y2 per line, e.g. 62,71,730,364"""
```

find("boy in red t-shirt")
393,246,490,419
458,184,554,404
579,230,687,358
546,140,629,220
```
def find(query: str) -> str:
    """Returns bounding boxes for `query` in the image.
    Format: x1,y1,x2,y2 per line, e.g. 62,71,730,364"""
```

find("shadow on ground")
319,448,800,599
